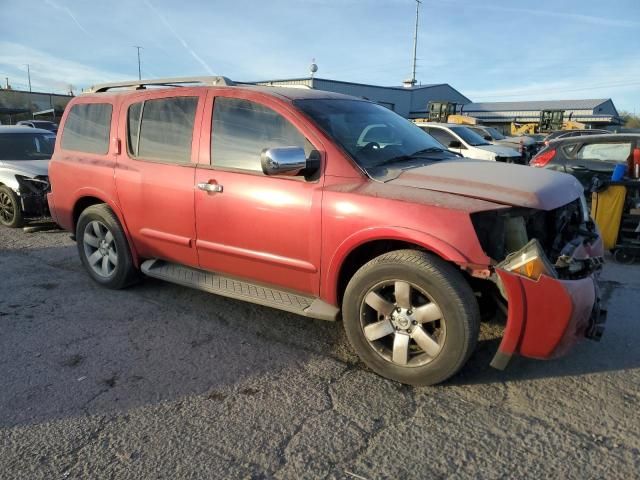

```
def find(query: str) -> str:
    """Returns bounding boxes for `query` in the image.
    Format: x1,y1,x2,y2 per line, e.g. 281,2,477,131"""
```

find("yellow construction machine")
510,109,572,135
416,101,479,125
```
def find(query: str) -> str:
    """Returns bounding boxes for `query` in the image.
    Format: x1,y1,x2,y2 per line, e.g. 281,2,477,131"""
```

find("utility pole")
133,46,143,80
24,64,32,92
411,0,421,85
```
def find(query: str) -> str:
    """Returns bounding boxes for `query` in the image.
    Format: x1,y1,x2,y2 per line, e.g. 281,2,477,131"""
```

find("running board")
140,259,339,321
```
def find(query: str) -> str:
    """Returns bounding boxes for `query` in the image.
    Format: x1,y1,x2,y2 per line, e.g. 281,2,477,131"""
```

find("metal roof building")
254,77,471,118
459,99,621,127
0,89,72,124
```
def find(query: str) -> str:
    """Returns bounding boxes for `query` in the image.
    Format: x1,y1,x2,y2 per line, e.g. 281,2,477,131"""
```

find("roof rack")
85,76,235,93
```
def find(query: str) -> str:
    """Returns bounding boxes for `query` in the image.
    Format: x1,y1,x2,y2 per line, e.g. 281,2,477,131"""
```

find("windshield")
32,121,57,130
485,127,505,140
0,133,55,160
450,126,491,146
294,99,456,175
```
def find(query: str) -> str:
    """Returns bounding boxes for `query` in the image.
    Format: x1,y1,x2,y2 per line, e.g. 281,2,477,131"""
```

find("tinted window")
576,142,631,162
450,126,491,146
135,97,197,163
425,127,456,147
0,133,54,160
127,102,142,155
61,103,112,154
485,127,505,140
295,99,449,174
211,97,308,172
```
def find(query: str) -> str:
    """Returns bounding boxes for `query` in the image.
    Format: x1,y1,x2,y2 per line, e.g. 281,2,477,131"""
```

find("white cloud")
43,0,91,36
0,42,127,93
142,0,215,75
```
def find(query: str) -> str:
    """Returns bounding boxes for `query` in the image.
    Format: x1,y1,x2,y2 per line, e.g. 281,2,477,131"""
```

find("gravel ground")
0,223,638,479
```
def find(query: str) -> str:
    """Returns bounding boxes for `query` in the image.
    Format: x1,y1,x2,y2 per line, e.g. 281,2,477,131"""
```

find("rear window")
61,103,112,154
128,96,198,164
576,142,631,162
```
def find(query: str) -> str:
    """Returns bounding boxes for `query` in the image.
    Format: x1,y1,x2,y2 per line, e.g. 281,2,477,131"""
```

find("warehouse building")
254,77,471,118
459,99,622,129
0,89,72,124
255,77,621,129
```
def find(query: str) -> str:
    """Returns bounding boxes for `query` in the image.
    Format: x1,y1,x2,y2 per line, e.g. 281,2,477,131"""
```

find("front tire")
342,250,480,386
0,186,24,228
76,204,138,289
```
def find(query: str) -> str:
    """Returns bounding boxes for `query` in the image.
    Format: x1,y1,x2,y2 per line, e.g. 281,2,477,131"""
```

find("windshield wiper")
372,147,449,168
409,147,448,156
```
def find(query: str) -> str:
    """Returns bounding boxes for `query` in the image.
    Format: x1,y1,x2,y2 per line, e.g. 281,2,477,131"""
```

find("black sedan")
530,134,639,189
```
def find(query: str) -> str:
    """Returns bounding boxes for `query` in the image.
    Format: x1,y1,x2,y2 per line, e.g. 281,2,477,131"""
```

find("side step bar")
140,259,339,321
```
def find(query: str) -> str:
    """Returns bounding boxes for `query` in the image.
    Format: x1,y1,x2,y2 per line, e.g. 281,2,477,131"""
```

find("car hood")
474,143,520,157
0,159,50,177
387,159,582,210
496,136,536,146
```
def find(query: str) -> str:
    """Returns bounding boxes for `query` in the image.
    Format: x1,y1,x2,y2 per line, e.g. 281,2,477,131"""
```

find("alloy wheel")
0,191,16,224
360,280,446,367
83,220,118,278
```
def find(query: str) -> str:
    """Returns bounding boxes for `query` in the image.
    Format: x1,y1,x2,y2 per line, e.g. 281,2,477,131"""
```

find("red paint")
495,270,597,359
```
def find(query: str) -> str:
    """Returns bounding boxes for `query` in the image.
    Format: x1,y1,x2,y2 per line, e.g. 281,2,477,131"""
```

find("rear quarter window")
61,103,112,154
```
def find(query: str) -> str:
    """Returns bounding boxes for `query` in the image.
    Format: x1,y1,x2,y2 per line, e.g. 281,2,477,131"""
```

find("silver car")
468,125,539,160
0,126,54,227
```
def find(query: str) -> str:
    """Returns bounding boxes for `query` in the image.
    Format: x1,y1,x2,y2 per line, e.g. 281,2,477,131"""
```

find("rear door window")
61,103,112,154
576,142,631,162
128,96,198,164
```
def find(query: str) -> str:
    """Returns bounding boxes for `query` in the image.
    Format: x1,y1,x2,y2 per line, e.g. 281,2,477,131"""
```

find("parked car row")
530,134,640,190
0,82,611,386
414,122,525,163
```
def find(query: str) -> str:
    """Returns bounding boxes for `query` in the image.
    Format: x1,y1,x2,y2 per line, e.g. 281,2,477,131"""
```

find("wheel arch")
324,227,471,307
72,193,140,267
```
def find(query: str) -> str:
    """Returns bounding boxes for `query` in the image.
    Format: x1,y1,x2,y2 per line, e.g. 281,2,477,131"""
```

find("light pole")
24,64,31,92
133,46,143,80
411,0,421,85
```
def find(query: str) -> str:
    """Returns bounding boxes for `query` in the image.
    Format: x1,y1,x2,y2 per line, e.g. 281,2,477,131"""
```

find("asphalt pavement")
1,224,639,479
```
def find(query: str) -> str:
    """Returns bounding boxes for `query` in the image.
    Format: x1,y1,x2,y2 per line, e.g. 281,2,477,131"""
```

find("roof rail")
85,76,235,93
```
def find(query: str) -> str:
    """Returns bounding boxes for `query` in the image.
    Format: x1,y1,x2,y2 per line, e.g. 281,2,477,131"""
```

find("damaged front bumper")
16,175,51,218
489,236,607,370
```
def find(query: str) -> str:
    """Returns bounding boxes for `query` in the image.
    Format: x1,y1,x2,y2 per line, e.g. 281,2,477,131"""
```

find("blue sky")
1,0,639,112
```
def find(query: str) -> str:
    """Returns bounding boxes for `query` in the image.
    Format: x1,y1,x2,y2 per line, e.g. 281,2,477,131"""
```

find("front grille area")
471,199,586,265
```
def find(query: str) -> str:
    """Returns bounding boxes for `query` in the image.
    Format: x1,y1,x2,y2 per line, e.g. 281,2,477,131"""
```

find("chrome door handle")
197,182,223,193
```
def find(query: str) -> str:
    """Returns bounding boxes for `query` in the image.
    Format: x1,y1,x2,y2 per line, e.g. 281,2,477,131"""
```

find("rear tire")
76,204,138,289
0,186,24,228
342,250,480,386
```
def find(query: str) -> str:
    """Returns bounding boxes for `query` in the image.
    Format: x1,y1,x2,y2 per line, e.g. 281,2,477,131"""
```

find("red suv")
47,77,606,385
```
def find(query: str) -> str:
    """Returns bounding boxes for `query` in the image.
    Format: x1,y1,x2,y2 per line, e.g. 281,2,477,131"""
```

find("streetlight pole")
24,64,32,92
411,0,421,85
133,46,142,80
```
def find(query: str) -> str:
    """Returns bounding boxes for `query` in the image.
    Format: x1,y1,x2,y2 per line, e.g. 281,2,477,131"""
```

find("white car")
0,126,54,227
415,122,523,163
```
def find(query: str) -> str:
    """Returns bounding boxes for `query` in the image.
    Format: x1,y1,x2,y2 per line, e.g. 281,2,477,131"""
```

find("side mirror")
448,140,462,149
484,135,492,141
261,147,307,176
